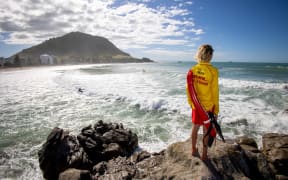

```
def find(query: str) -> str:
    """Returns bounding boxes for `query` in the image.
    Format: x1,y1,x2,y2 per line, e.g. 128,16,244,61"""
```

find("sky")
0,0,288,62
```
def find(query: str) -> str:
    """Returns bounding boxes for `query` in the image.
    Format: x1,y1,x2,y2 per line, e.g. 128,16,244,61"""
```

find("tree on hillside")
14,55,21,66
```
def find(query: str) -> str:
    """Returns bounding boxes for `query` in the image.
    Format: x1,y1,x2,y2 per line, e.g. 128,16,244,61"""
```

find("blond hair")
195,44,214,63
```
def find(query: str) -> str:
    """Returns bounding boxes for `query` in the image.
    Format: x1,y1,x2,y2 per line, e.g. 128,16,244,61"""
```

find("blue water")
178,61,288,82
0,62,287,179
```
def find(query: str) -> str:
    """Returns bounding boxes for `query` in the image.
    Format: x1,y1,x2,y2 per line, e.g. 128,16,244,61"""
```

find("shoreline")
0,61,155,72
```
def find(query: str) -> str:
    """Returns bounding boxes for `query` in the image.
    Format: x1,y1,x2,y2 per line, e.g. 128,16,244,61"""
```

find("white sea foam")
220,78,287,90
265,65,288,69
56,65,288,132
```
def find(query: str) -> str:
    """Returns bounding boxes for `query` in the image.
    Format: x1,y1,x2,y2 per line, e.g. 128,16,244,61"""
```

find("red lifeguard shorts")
192,109,204,125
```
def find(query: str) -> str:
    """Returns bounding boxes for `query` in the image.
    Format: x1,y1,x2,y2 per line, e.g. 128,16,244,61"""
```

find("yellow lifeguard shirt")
186,62,219,115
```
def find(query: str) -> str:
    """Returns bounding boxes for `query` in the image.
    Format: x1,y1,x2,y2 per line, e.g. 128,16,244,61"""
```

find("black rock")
38,128,73,180
38,121,139,179
38,128,91,180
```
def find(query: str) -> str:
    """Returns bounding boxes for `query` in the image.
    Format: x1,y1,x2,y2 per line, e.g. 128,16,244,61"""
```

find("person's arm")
212,69,219,115
186,84,195,109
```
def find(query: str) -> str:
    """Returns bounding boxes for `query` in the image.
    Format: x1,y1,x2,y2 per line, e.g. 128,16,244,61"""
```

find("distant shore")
0,61,155,72
0,65,45,72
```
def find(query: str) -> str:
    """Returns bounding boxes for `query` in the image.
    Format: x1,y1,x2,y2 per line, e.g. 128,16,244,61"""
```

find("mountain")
9,32,153,66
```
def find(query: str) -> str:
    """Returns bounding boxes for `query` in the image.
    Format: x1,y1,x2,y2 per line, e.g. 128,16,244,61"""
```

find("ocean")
0,62,287,179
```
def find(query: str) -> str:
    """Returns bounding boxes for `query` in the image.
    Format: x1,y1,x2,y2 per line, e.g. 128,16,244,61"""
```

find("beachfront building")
40,54,54,65
0,57,4,68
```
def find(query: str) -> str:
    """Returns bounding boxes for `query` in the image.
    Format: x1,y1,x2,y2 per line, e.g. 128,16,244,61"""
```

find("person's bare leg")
202,126,209,160
191,124,200,156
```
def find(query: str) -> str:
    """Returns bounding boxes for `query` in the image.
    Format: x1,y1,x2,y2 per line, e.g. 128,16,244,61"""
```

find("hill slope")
10,32,153,66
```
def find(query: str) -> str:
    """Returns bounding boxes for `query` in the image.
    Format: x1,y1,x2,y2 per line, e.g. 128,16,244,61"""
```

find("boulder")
235,136,273,179
159,137,271,180
262,133,288,176
130,150,151,163
58,169,90,180
77,120,138,163
38,127,90,180
92,156,137,180
38,121,138,180
91,150,165,179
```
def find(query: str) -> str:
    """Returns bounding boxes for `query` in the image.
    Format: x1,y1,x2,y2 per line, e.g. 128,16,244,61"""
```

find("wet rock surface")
38,121,138,180
77,120,138,163
262,133,288,178
38,127,90,180
38,121,288,180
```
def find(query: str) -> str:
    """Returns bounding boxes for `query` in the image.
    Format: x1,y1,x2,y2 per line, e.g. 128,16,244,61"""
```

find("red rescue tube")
187,70,216,137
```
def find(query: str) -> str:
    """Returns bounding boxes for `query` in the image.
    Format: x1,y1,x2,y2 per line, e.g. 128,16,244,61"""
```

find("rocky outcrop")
77,120,138,163
262,133,288,179
38,120,138,180
38,127,90,180
58,169,90,180
38,121,288,180
131,136,273,180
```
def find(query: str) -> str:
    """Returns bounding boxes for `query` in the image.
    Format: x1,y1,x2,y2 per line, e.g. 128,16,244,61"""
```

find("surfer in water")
186,44,219,160
78,88,84,93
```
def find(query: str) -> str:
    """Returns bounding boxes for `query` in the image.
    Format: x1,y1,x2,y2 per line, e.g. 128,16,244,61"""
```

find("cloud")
142,48,196,61
0,0,203,60
191,28,204,35
0,21,23,31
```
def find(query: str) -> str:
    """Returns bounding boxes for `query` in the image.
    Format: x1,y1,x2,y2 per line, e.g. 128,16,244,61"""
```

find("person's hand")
208,112,217,121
